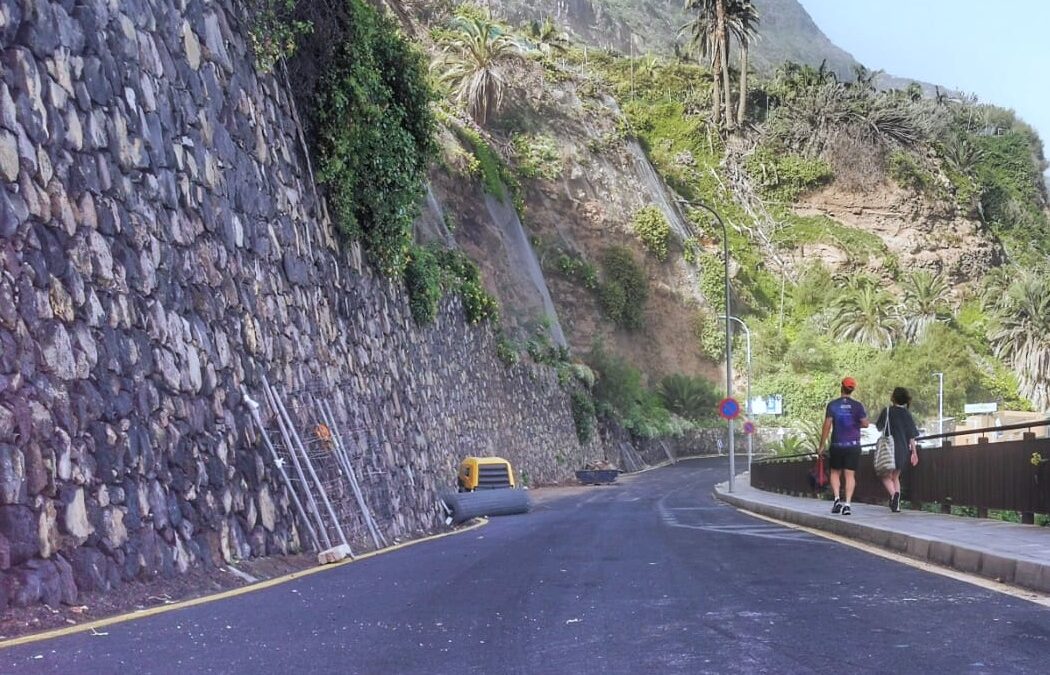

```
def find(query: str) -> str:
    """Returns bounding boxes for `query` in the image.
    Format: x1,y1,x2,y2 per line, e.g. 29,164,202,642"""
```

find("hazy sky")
799,0,1050,167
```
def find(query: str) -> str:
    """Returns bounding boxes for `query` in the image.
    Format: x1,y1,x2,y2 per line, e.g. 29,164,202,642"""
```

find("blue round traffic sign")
718,397,741,420
743,420,756,435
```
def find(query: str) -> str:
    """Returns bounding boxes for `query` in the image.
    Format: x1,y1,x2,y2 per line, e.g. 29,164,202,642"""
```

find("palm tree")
684,0,730,129
658,374,719,420
434,16,522,125
901,269,951,342
797,417,825,454
940,133,983,175
830,278,900,348
771,60,836,102
771,435,805,456
640,53,660,79
726,0,759,126
990,270,1050,411
523,16,568,56
850,64,883,92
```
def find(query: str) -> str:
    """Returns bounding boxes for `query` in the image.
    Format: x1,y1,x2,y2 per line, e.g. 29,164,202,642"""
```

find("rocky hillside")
408,1,1050,437
476,0,858,76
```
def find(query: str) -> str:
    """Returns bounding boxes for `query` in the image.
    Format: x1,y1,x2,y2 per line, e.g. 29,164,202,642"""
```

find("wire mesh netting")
253,377,389,555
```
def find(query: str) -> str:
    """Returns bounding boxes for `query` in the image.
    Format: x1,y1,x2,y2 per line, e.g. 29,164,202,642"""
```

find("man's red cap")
842,377,857,389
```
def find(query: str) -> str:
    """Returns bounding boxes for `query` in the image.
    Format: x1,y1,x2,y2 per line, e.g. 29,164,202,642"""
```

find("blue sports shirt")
825,397,867,448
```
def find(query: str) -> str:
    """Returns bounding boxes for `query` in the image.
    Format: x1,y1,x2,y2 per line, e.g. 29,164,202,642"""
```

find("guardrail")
751,420,1050,524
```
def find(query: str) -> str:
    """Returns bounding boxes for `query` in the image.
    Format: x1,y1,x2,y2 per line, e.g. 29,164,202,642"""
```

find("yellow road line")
734,507,1050,608
0,518,489,650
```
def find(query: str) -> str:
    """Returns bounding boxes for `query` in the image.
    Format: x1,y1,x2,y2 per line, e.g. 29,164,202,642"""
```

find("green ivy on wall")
308,0,436,275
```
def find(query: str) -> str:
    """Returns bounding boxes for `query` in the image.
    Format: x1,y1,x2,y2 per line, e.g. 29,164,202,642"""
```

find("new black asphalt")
3,458,1049,673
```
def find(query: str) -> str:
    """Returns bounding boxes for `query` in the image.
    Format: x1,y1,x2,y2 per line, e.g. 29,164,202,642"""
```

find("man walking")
817,377,869,516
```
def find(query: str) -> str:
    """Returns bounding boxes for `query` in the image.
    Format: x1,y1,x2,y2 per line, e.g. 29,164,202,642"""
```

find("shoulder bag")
874,407,897,475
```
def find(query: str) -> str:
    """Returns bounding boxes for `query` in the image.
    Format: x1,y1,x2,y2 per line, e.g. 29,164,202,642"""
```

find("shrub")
453,124,507,198
745,148,833,202
631,206,671,261
774,212,886,262
570,389,597,444
696,254,727,313
784,330,833,374
693,310,726,360
588,342,645,419
599,246,648,329
246,0,314,74
553,252,600,289
791,263,836,318
598,280,627,323
403,247,500,326
435,249,500,324
525,322,569,366
512,134,563,180
657,374,720,420
305,0,436,275
495,333,520,366
887,150,935,193
403,245,442,325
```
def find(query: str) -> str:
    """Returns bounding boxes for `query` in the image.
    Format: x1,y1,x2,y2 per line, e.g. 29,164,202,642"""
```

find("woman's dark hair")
891,387,911,406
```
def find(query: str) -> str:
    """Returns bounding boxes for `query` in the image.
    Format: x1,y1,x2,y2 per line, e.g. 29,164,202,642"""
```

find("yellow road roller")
457,456,516,491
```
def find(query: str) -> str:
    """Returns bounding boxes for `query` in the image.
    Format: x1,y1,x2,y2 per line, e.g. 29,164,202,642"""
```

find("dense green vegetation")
583,46,1049,429
424,9,1049,438
245,0,314,73
297,0,437,275
631,206,672,260
263,2,1049,453
598,246,649,330
586,343,707,438
403,245,501,326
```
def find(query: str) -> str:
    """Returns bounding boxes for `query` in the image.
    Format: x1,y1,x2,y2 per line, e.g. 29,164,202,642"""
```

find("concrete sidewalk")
715,475,1050,594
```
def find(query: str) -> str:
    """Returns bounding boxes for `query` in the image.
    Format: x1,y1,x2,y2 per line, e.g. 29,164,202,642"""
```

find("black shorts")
828,446,861,471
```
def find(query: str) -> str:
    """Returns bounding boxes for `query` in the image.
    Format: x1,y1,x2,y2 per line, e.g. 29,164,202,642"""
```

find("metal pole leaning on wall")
318,399,386,549
324,400,387,547
260,378,333,549
265,377,351,551
242,388,321,552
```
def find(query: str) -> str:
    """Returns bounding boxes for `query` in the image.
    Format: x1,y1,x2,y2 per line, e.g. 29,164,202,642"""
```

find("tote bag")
874,407,897,475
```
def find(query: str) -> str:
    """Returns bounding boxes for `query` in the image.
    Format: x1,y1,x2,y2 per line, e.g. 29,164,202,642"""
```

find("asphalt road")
3,458,1049,674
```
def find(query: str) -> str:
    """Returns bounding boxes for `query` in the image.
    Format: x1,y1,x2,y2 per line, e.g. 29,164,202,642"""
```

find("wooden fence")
751,423,1050,523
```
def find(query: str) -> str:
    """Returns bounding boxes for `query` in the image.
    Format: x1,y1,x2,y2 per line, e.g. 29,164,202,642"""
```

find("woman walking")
875,387,920,512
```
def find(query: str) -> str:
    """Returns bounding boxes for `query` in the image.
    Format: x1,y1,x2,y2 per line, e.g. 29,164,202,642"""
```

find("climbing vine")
305,0,436,275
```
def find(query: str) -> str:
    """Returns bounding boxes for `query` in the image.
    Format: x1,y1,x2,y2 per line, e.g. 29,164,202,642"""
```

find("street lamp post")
934,372,944,447
679,198,735,492
720,315,752,470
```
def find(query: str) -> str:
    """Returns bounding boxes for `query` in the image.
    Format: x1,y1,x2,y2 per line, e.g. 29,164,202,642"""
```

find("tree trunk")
715,0,733,130
721,39,733,129
737,42,748,126
710,46,722,128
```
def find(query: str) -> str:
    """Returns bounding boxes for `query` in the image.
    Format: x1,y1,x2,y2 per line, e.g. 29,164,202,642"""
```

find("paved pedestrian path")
716,475,1050,594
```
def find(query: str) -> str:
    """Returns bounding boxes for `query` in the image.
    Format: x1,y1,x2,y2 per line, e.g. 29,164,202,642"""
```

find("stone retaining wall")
0,0,603,610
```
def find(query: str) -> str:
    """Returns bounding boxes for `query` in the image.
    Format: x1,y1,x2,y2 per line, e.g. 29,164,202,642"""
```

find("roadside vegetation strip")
0,519,489,651
720,497,1050,609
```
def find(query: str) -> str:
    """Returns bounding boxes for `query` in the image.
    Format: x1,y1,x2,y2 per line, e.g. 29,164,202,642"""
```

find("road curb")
632,453,722,474
714,486,1050,595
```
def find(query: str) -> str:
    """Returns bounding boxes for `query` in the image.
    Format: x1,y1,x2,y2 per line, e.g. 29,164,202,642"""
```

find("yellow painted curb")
733,507,1050,609
0,518,489,651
